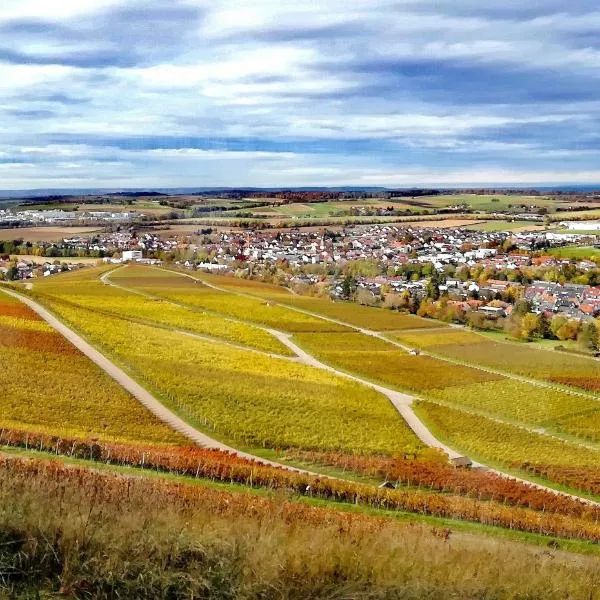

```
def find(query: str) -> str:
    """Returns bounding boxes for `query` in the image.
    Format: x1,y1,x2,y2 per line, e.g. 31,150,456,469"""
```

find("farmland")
463,220,547,232
31,269,293,355
0,226,101,242
547,245,600,260
34,289,420,455
392,328,600,394
0,290,187,446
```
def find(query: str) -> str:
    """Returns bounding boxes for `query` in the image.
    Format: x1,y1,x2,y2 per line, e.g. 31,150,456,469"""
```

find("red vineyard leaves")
517,462,600,497
550,376,600,393
0,324,80,355
0,300,42,321
285,449,600,520
2,429,600,542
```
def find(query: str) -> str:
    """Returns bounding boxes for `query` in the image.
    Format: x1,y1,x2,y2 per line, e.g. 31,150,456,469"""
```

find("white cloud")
1,0,600,188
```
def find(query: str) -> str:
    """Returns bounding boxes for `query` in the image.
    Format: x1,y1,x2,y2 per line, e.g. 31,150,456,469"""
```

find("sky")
2,0,600,189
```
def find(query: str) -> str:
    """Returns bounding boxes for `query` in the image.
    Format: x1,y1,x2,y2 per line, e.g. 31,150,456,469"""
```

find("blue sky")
2,0,600,189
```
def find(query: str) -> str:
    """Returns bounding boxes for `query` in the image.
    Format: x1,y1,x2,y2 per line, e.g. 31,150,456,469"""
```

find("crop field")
0,291,187,446
464,220,547,232
294,331,502,392
17,262,600,504
189,270,445,331
14,455,600,596
238,199,423,218
110,266,351,333
32,273,292,356
419,194,556,212
0,226,101,242
40,297,420,455
414,401,600,485
393,328,600,394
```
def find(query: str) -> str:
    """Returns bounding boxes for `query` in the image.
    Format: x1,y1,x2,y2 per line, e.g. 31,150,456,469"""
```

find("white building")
560,221,600,231
122,250,143,261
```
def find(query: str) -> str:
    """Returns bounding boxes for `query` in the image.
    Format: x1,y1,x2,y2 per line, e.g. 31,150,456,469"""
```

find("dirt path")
0,287,317,477
268,329,466,460
4,281,600,506
146,268,600,506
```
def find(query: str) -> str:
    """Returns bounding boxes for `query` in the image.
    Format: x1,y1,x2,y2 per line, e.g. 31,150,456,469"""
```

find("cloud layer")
1,0,600,188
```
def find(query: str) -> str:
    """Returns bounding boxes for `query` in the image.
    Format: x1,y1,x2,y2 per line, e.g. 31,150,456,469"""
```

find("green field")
418,194,556,212
547,245,600,260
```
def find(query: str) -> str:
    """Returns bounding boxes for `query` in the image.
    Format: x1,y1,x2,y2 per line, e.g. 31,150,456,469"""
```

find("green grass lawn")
547,246,600,260
419,194,555,212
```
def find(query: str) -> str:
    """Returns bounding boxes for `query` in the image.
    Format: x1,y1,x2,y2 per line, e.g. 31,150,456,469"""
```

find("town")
3,223,600,335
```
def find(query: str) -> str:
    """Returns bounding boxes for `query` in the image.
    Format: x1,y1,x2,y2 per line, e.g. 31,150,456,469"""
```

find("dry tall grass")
2,455,600,598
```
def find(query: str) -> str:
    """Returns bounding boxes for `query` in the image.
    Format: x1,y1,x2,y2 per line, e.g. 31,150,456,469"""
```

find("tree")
425,272,440,300
356,287,378,307
578,322,599,352
5,264,19,281
514,299,531,317
341,275,357,300
521,313,541,340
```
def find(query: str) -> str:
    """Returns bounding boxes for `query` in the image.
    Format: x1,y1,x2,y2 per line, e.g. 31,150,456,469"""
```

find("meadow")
7,455,600,599
547,245,600,260
464,220,547,232
0,290,187,446
418,193,556,212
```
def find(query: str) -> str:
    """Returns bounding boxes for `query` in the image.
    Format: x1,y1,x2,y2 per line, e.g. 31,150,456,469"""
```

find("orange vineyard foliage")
3,429,600,541
285,449,600,519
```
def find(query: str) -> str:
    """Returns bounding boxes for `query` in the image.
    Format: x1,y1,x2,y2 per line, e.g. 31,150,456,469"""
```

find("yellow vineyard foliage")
0,291,188,446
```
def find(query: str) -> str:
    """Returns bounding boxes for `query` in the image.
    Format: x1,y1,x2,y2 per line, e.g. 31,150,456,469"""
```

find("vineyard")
5,436,600,544
414,401,600,493
393,328,600,394
31,274,292,355
101,267,600,477
425,379,595,426
196,269,446,331
110,266,351,333
294,331,504,392
38,296,420,455
0,290,187,446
